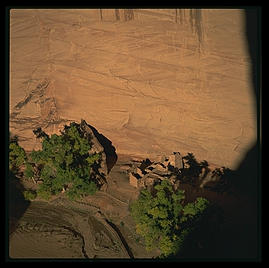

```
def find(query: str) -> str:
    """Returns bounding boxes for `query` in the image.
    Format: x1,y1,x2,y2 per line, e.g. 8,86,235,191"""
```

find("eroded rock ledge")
126,152,233,193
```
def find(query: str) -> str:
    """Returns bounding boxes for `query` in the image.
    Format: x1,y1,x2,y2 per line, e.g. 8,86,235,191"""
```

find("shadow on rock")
179,9,261,259
9,171,30,235
86,124,118,174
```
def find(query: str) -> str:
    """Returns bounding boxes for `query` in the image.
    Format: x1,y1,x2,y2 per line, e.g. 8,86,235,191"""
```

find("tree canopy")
9,137,27,172
25,122,102,200
130,179,209,257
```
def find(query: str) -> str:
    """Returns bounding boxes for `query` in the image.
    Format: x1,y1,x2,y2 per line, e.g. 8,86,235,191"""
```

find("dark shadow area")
174,185,258,259
175,204,225,259
181,153,204,184
8,133,31,237
9,171,30,235
231,7,261,202
221,7,261,259
171,9,261,260
86,124,118,174
139,158,152,171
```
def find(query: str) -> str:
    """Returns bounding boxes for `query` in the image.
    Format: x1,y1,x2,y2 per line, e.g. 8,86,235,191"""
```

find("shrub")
37,186,52,200
23,190,37,200
130,180,209,258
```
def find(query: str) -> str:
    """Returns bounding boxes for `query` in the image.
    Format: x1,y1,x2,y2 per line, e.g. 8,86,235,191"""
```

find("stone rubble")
128,152,226,191
128,152,184,190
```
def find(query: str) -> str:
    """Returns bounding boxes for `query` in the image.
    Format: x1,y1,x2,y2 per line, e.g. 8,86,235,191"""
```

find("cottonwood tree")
27,122,101,200
130,179,209,257
9,137,27,173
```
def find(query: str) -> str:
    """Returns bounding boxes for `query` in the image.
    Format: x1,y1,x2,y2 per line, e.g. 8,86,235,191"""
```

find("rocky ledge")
126,152,232,193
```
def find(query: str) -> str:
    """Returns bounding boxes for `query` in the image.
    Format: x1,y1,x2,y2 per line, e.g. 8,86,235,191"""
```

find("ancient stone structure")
128,151,230,192
168,152,184,169
128,152,185,190
129,172,141,188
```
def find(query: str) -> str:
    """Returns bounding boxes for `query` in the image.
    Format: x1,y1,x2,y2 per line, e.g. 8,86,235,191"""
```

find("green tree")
24,163,34,179
28,122,102,200
130,180,209,257
9,139,26,172
23,190,37,200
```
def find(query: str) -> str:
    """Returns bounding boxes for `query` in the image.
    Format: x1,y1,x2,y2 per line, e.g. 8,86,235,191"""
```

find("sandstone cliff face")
10,9,256,169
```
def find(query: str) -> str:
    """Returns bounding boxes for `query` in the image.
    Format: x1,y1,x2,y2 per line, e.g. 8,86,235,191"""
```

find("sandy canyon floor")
9,155,258,260
9,155,159,259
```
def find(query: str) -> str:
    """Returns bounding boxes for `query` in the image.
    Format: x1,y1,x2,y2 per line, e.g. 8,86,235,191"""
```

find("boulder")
80,120,108,176
80,119,118,189
80,119,117,175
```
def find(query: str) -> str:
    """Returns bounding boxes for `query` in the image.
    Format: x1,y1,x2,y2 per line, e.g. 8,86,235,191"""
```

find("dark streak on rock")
189,9,203,51
115,9,120,21
194,9,203,46
190,9,194,31
124,10,134,22
14,93,33,110
100,9,103,21
60,225,89,259
105,219,134,258
13,79,50,113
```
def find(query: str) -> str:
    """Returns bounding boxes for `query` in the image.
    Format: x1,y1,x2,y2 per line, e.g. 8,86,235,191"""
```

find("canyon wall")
10,9,257,169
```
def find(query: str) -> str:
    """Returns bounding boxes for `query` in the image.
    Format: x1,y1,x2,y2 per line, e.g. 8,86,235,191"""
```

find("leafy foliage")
130,180,209,257
23,190,37,201
28,122,101,200
24,163,34,179
9,138,27,172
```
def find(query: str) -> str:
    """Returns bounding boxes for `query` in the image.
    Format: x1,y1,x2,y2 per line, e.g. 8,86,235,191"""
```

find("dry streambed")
9,199,132,259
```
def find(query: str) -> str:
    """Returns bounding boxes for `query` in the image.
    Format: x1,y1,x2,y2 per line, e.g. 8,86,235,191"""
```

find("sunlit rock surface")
10,9,256,169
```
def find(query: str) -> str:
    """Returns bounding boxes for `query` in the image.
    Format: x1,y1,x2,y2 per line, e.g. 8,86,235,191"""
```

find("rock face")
80,119,117,175
10,9,257,169
80,119,108,177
